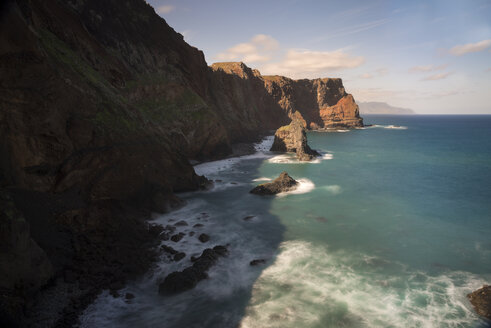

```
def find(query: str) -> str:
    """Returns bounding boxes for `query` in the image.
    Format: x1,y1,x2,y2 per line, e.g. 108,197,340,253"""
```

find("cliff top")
262,75,342,84
210,62,261,79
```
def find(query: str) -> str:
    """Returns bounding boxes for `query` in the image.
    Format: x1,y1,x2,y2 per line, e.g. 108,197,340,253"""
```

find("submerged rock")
198,233,210,243
250,172,298,195
468,285,491,320
173,252,186,262
158,246,228,295
270,112,320,161
250,259,266,266
170,233,185,243
174,220,188,227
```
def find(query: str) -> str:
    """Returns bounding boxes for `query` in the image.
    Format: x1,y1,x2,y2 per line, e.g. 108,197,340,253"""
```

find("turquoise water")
81,115,491,328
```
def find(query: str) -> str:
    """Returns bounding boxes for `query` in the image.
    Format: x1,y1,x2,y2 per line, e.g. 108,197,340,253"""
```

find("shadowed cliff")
0,0,362,326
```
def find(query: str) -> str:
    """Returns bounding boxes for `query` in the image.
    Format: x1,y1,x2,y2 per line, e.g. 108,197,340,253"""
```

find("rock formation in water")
0,0,362,325
250,172,298,195
263,75,363,129
158,245,228,295
270,112,320,161
468,285,491,320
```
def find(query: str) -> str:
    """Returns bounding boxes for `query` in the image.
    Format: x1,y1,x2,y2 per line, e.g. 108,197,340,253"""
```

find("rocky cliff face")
270,112,320,161
263,75,363,129
0,0,362,325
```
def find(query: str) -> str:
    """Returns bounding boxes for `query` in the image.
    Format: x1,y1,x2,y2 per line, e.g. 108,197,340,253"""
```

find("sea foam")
277,178,315,197
239,240,485,328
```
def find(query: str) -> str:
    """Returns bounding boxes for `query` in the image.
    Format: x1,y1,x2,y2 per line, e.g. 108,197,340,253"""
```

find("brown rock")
250,172,298,195
270,112,320,161
467,285,491,320
263,76,363,129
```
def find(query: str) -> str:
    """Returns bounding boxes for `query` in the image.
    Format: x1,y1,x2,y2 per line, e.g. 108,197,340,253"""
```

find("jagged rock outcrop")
270,112,320,161
468,285,491,320
263,75,363,129
250,172,298,195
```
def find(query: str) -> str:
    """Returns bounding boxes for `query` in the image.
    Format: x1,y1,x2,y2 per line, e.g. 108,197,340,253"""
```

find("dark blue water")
82,115,491,328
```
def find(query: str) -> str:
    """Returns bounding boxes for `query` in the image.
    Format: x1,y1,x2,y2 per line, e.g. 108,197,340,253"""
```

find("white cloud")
449,39,491,56
261,49,364,78
215,34,279,63
409,64,447,73
214,35,364,78
157,5,175,15
360,73,373,79
422,72,452,81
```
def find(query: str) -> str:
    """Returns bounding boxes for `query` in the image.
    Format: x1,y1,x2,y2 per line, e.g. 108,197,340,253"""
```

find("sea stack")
250,172,298,195
270,112,320,161
467,285,491,320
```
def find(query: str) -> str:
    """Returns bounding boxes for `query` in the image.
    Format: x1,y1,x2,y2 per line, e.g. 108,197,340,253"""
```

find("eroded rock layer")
270,113,320,161
263,75,363,129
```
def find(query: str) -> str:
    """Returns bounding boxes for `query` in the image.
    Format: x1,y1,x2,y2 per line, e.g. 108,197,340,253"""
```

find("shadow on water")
162,157,286,328
78,153,287,328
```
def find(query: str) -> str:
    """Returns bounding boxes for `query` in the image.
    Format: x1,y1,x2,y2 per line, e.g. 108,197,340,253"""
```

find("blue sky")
147,0,491,114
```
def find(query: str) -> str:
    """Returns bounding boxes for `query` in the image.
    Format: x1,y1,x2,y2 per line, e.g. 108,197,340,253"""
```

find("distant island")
358,101,415,115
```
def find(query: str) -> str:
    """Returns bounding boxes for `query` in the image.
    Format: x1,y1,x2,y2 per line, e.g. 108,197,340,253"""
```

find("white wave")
384,125,408,130
336,129,350,132
367,124,408,130
239,240,484,328
254,135,275,152
268,154,297,164
268,152,333,164
322,185,342,195
322,153,333,160
252,177,272,182
277,178,315,197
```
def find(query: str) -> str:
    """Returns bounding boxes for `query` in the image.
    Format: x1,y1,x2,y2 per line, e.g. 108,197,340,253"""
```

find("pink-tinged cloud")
157,5,175,15
449,39,491,56
422,72,453,81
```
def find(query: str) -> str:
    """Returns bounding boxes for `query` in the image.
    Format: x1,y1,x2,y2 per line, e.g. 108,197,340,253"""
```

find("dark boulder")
158,246,228,295
173,252,186,262
161,245,178,255
250,172,298,195
170,233,185,243
468,285,491,320
198,233,210,243
250,259,266,266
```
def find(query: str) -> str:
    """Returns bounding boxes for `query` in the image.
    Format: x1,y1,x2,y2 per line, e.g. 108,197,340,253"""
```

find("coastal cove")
81,115,491,328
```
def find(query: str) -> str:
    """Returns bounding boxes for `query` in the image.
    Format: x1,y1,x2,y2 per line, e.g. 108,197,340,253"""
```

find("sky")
147,0,491,114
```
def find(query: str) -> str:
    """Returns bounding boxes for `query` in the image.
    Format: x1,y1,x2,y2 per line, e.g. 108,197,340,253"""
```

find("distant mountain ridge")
359,102,415,115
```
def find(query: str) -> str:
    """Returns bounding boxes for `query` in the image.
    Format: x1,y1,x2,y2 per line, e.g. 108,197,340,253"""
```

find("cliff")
263,75,363,129
0,0,362,325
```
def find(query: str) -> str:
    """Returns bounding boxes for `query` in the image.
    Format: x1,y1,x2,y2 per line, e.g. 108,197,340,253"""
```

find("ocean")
81,115,491,328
